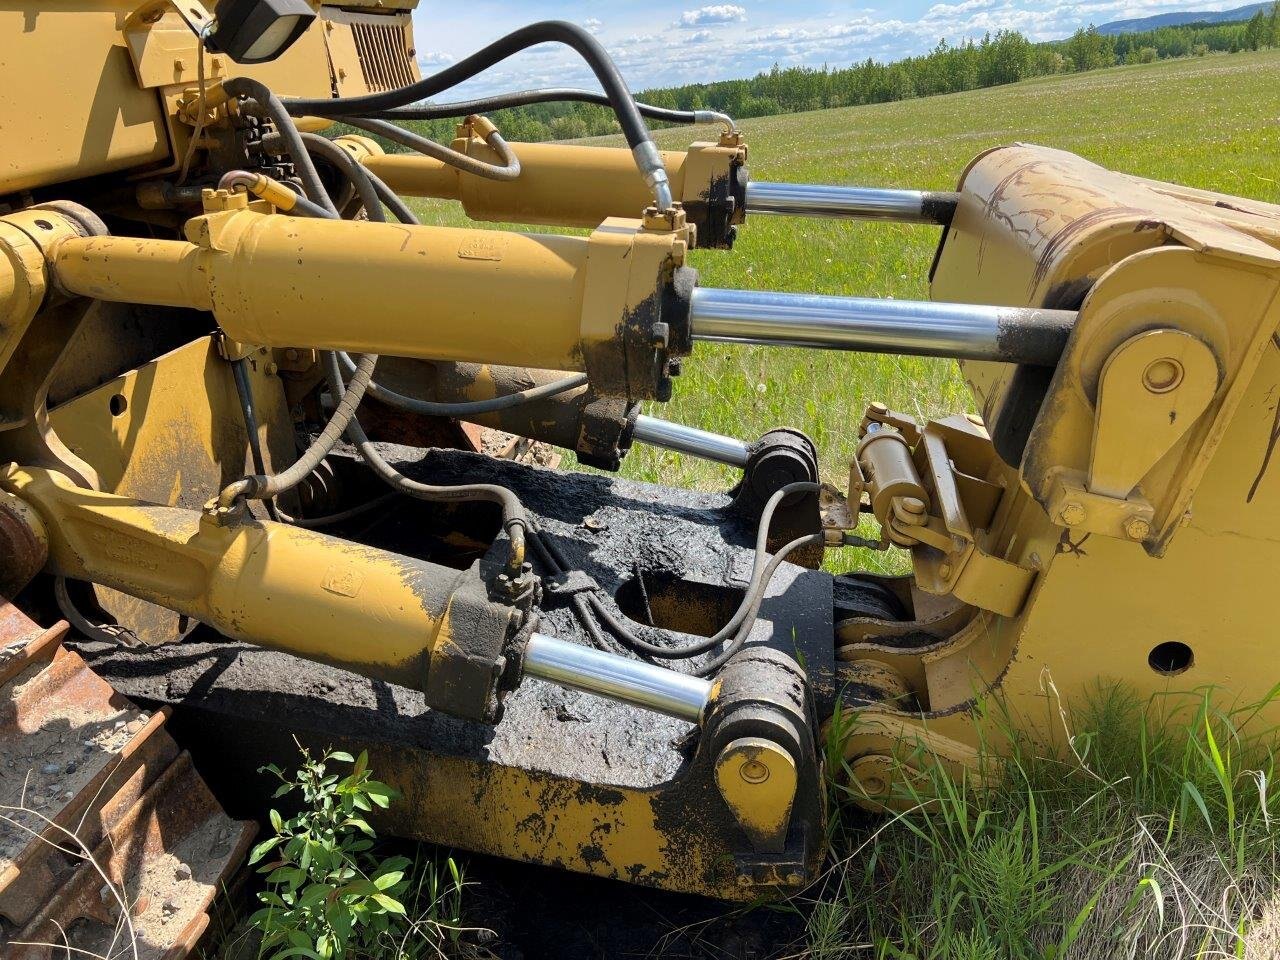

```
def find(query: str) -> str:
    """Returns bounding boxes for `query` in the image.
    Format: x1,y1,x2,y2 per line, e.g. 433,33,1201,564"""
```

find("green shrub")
247,746,467,960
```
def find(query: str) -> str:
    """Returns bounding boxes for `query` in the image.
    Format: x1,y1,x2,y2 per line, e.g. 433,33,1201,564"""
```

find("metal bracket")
1089,329,1220,499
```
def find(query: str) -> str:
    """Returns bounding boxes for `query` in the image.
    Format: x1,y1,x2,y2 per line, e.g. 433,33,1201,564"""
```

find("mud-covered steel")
689,288,1076,365
631,414,751,468
524,633,712,722
745,182,959,224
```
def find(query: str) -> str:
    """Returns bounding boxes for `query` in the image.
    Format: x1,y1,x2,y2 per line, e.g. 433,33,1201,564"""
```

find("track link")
0,603,254,959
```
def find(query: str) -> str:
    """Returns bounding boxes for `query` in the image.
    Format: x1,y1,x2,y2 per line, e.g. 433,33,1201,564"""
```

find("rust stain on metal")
0,617,254,959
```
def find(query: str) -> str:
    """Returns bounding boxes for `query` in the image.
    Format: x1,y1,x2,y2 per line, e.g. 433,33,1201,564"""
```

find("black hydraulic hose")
230,357,281,521
281,22,644,143
279,21,673,206
300,134,589,418
228,331,402,528
293,133,386,221
321,351,528,576
529,482,822,672
691,532,823,677
338,116,521,181
219,354,379,509
260,131,417,224
222,76,338,216
334,352,588,417
363,87,735,130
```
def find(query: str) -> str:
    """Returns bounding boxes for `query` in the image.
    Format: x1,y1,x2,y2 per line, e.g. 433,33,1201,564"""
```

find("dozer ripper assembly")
2,1,1280,951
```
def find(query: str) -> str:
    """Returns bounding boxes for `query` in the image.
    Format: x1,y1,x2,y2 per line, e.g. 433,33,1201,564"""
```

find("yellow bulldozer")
3,1,1280,955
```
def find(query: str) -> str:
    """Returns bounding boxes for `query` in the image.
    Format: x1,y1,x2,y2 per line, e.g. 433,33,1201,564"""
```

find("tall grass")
814,684,1280,959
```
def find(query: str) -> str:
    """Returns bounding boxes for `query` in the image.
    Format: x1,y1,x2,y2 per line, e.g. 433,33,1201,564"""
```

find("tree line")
387,7,1280,145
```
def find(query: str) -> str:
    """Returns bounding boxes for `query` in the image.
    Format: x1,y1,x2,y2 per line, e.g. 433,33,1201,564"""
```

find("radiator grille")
351,19,416,92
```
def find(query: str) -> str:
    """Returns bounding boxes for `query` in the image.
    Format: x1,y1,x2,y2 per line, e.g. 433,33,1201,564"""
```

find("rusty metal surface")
0,495,46,599
0,606,254,958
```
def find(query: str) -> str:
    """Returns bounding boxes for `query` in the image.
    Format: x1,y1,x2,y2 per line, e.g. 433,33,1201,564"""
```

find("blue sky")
412,1,1251,95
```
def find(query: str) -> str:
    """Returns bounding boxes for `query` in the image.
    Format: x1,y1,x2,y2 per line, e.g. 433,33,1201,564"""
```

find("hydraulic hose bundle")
215,19,816,673
278,21,677,209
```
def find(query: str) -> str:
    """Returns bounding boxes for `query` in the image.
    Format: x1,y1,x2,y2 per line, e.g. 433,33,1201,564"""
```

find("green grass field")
387,51,1280,959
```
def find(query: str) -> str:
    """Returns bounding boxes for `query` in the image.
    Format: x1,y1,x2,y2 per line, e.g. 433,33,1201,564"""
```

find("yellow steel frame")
836,145,1280,807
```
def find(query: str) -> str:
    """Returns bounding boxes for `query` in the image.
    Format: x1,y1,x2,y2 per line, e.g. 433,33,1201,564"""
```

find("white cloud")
411,1,1255,99
417,50,455,68
584,17,603,34
679,4,748,27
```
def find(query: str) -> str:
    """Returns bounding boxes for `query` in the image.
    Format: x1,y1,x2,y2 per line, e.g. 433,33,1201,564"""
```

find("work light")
206,0,315,64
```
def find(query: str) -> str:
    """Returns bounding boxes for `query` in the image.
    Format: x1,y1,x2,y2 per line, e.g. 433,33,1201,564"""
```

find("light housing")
207,0,315,64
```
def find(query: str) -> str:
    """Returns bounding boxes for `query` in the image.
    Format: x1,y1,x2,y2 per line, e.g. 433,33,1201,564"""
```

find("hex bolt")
1125,518,1152,541
1059,501,1086,526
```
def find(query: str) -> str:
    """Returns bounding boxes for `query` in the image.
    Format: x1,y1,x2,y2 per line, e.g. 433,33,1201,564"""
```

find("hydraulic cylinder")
1,465,523,721
338,134,748,249
49,200,695,402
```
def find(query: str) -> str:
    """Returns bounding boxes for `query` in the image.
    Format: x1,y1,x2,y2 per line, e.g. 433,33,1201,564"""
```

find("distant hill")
1097,3,1272,35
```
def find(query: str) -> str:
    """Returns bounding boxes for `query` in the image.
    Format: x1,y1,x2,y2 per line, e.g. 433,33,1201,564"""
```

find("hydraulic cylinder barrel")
49,207,692,401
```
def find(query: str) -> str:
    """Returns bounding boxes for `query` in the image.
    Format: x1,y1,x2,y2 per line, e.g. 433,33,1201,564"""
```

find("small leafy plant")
248,745,408,960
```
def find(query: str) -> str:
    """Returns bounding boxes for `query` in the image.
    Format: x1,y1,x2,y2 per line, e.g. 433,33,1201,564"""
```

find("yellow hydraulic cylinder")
49,198,694,401
1,465,515,712
338,133,747,249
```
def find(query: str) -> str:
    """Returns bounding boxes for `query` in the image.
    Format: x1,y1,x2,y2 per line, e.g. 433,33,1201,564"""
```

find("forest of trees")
389,7,1280,145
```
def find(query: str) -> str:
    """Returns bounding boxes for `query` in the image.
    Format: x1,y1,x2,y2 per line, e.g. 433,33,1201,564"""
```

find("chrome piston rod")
745,182,959,225
631,414,750,468
689,288,1076,365
524,632,712,722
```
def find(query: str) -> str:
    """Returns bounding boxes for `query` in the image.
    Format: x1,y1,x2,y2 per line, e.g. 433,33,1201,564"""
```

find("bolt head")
1125,518,1151,541
739,758,770,784
1060,501,1086,526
